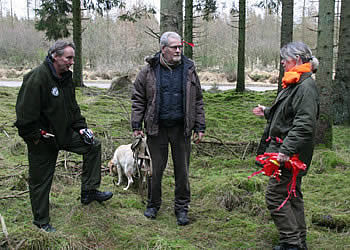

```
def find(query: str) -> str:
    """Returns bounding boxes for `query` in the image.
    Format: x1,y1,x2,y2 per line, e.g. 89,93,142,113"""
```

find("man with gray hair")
131,31,205,225
15,40,113,232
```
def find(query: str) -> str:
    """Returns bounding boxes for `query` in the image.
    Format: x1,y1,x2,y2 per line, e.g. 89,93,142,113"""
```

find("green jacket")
15,57,87,147
257,72,319,170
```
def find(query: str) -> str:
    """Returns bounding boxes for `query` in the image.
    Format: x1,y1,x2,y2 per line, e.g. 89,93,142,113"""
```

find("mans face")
53,46,75,75
161,37,182,64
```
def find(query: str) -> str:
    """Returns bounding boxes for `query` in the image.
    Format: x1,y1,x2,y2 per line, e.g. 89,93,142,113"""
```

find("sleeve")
279,84,319,156
70,88,87,131
193,70,206,132
264,107,271,120
131,69,147,131
14,73,42,141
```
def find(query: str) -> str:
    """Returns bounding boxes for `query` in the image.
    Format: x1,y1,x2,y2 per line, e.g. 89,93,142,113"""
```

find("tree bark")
184,0,193,59
278,0,293,93
72,0,83,87
27,0,31,20
333,0,350,125
315,0,334,147
160,0,183,37
236,0,246,92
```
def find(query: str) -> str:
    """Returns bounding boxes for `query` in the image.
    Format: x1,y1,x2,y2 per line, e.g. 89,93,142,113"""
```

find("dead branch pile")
192,136,258,159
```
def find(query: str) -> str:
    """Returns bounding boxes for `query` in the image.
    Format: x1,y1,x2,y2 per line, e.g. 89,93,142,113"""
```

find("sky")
3,0,239,20
2,0,161,19
3,0,318,22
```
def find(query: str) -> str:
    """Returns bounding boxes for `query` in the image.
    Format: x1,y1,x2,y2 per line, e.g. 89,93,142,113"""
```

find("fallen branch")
241,141,251,160
0,190,29,200
199,136,240,157
0,214,12,249
15,239,26,250
200,139,254,146
0,174,21,181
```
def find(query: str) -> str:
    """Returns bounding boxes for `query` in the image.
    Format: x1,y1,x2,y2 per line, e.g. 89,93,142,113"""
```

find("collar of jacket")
44,56,72,83
274,72,313,106
145,52,194,69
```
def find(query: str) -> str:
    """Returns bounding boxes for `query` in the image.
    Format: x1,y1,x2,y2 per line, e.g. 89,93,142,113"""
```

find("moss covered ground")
0,86,349,249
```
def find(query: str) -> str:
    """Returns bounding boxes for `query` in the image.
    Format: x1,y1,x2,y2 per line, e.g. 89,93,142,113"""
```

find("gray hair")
159,32,181,50
280,41,319,72
48,40,75,58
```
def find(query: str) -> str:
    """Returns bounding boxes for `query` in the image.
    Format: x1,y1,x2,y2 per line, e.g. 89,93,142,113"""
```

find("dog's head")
108,160,117,176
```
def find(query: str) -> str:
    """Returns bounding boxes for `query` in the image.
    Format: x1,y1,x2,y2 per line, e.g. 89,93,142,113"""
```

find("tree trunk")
72,0,83,87
278,0,294,93
10,0,13,25
184,0,193,59
27,0,31,20
236,0,246,92
301,0,306,41
160,0,183,37
333,0,350,125
315,0,334,147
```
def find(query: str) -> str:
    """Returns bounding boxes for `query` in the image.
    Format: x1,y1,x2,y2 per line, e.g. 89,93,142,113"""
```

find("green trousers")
265,168,306,246
27,131,101,226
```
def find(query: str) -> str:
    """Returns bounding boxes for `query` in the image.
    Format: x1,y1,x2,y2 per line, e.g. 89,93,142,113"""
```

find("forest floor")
0,85,349,249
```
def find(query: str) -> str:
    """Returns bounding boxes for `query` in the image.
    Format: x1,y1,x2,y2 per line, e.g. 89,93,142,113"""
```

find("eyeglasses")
168,45,183,50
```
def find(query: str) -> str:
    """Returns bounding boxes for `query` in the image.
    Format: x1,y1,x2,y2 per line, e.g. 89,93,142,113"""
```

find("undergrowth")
0,86,349,249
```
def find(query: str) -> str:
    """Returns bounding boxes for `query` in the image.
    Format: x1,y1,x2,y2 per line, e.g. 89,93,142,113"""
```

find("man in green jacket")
15,40,113,233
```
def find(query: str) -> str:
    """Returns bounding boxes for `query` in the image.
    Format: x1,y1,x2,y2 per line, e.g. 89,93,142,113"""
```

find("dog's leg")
108,161,114,176
123,172,134,191
117,164,122,186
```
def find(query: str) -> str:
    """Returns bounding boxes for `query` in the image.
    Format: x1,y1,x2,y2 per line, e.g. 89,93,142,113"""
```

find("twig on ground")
0,174,21,181
0,190,29,199
2,129,9,138
0,214,12,249
200,135,240,157
241,141,251,160
15,239,26,250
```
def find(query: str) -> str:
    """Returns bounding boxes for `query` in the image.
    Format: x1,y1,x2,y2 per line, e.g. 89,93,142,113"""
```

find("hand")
192,132,204,144
277,152,290,163
252,104,265,117
133,130,144,137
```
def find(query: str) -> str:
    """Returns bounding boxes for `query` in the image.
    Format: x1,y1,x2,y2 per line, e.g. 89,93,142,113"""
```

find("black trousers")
265,169,306,246
146,125,191,212
26,131,101,226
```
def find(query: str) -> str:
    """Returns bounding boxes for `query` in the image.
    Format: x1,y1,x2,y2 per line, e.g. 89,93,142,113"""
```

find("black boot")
301,241,308,250
273,243,300,250
35,223,56,233
81,189,113,204
175,210,189,226
144,207,158,219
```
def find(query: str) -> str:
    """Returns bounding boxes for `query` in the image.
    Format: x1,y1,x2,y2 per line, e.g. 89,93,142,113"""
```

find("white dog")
108,144,137,190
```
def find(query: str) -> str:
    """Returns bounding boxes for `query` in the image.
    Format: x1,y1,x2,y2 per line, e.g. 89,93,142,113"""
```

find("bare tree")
184,0,193,59
0,0,3,18
333,0,350,125
72,0,82,86
315,0,335,147
277,0,293,93
236,0,246,92
27,0,31,20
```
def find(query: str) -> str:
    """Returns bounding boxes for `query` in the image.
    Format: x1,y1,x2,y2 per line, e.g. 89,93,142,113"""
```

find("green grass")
0,86,349,249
